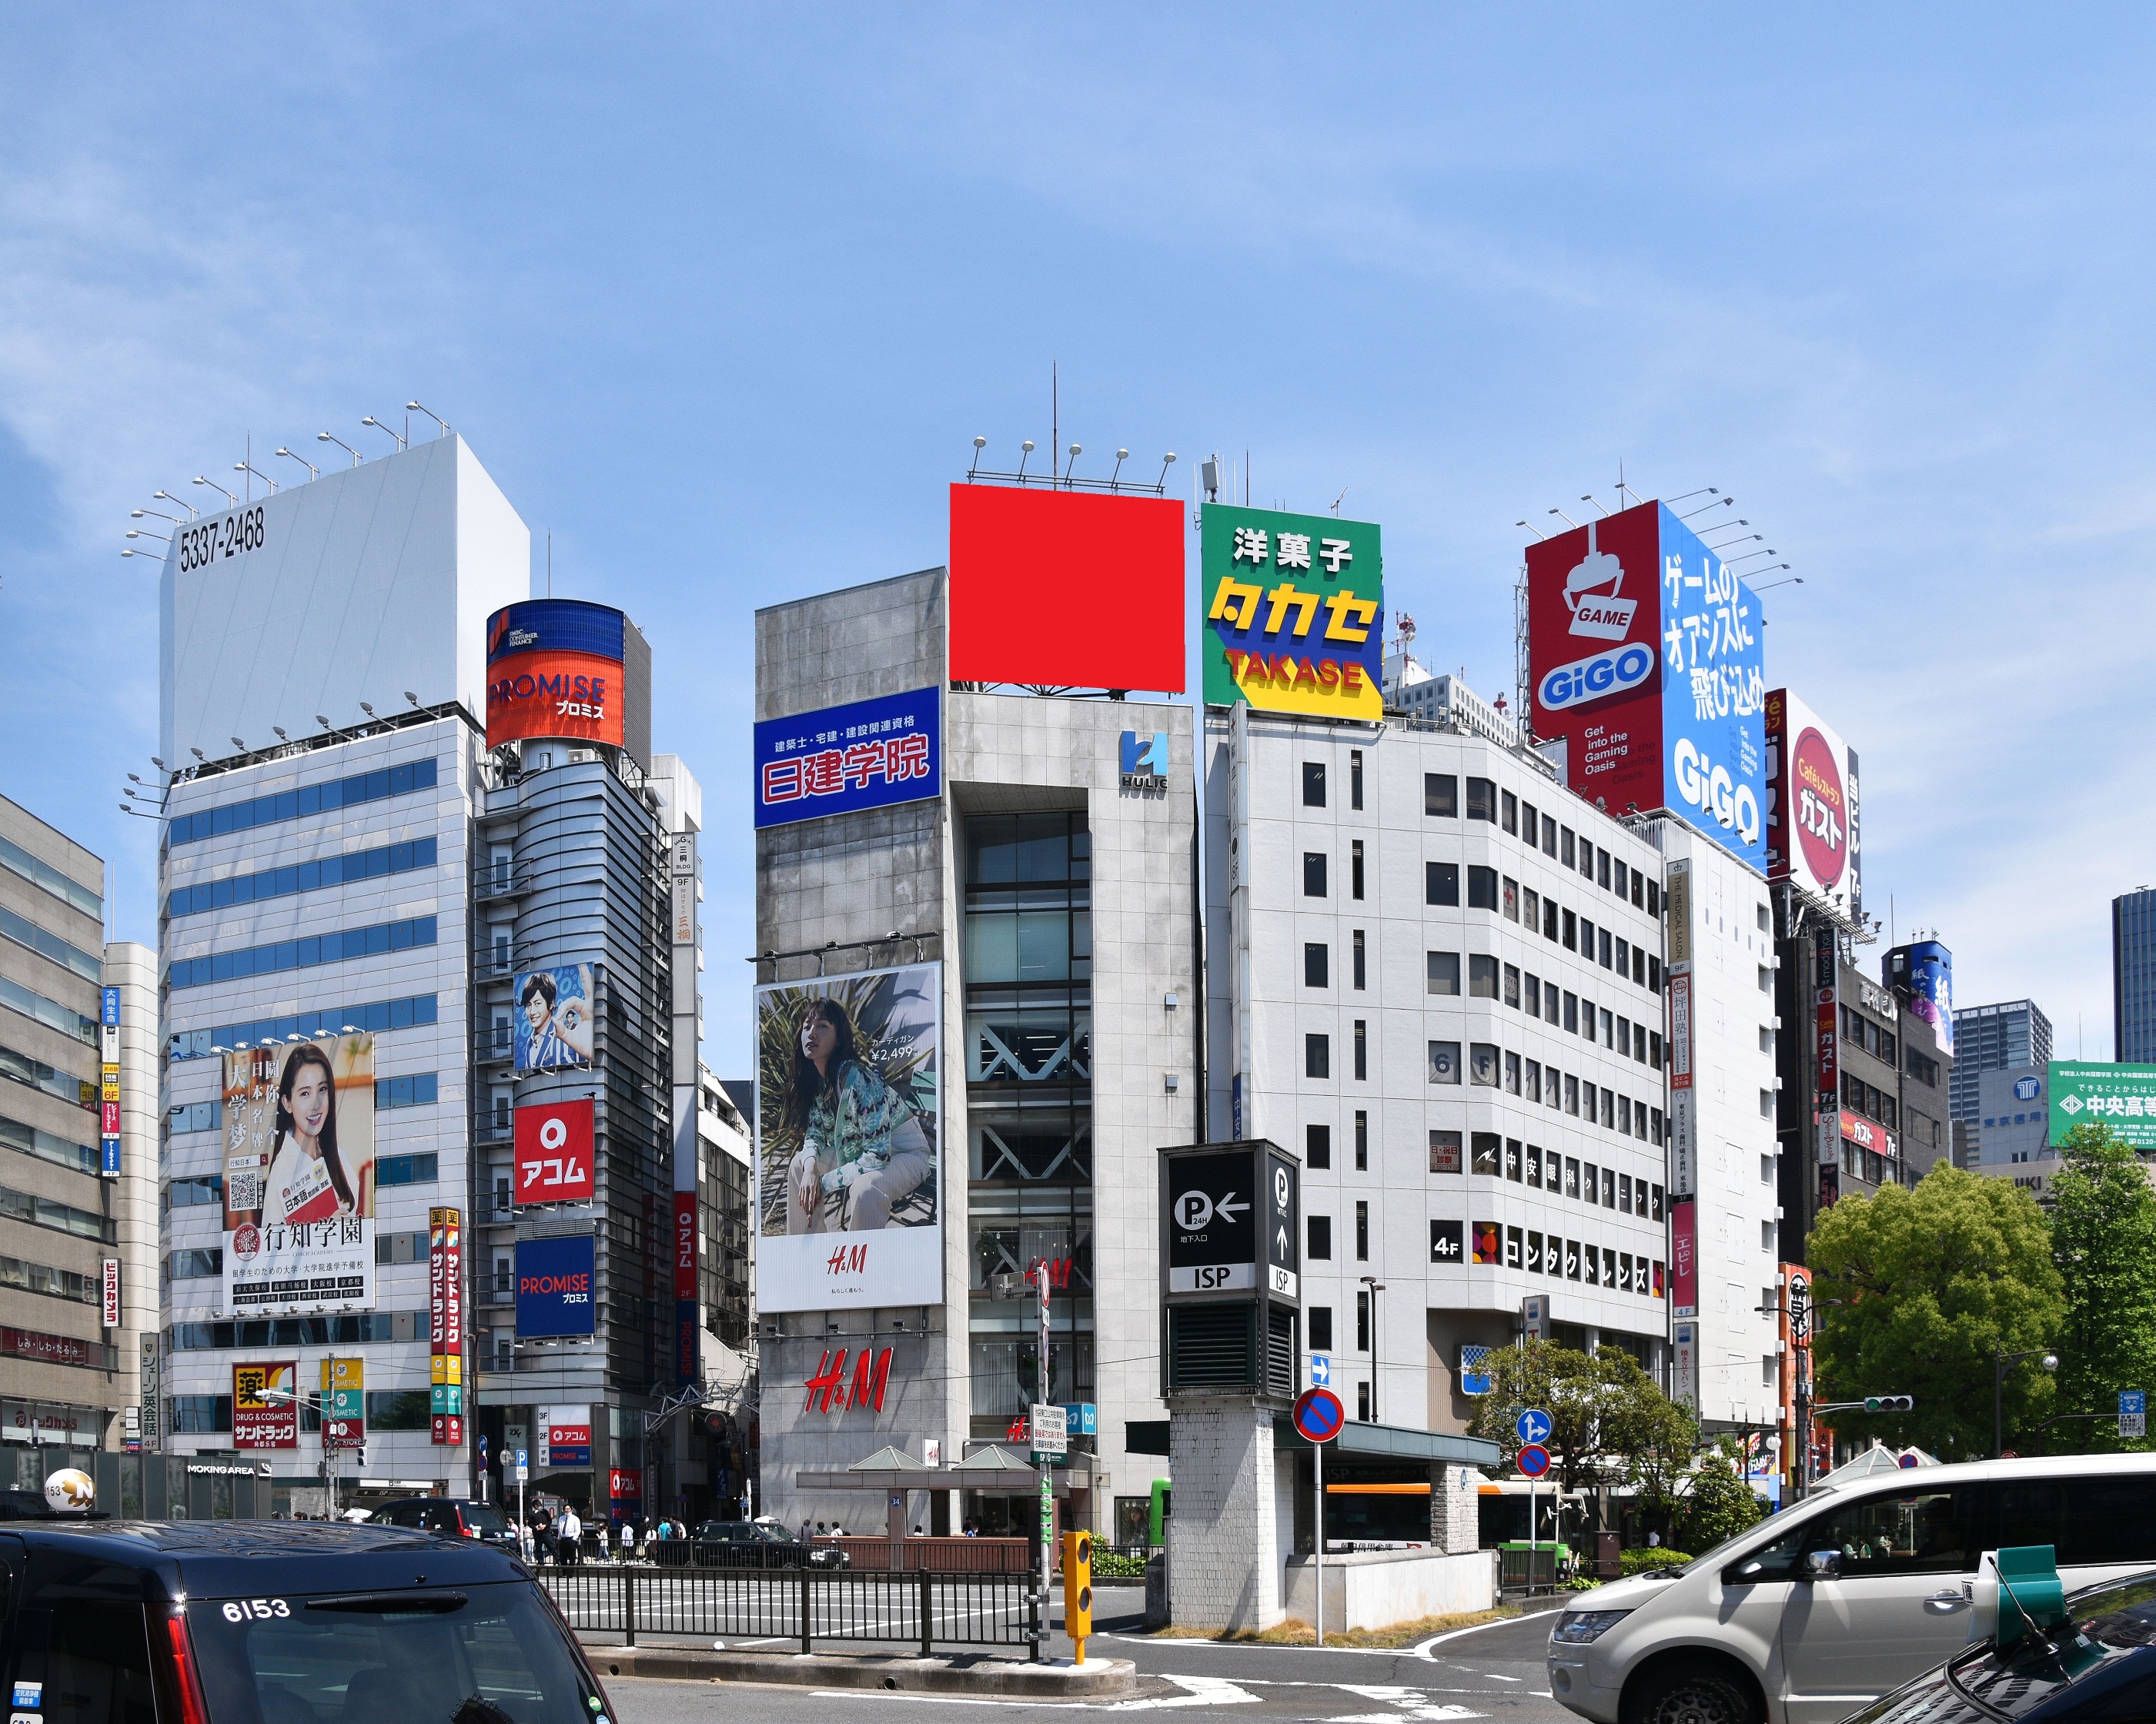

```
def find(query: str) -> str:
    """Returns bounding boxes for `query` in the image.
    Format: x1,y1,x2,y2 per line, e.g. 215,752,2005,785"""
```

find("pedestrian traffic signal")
1864,1395,1914,1412
1062,1530,1093,1662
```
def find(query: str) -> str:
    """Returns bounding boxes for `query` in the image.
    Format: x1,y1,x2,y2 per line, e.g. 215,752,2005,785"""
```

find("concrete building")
0,797,145,1472
1972,1065,2050,1171
2114,888,2156,1063
1204,692,1674,1445
752,566,1197,1541
1949,998,2053,1134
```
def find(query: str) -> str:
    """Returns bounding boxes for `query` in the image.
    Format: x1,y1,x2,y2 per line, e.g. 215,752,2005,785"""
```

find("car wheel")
1625,1662,1760,1724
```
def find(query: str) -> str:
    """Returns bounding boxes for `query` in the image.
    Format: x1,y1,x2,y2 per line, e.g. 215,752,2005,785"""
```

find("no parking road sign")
1516,1407,1553,1445
1293,1388,1345,1445
1516,1444,1553,1478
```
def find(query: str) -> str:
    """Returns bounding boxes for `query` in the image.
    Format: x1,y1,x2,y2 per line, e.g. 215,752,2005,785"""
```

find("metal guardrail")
539,1563,1040,1657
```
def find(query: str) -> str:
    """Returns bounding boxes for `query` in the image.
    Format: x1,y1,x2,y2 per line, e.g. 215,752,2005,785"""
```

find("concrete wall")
1282,1545,1496,1629
1167,1395,1284,1631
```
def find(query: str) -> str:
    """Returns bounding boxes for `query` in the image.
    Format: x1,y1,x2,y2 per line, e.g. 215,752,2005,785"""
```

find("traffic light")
1061,1531,1093,1663
1864,1395,1914,1413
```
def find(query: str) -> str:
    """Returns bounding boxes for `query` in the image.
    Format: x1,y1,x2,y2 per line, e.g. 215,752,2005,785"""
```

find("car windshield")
754,1522,797,1543
460,1505,508,1535
186,1579,602,1724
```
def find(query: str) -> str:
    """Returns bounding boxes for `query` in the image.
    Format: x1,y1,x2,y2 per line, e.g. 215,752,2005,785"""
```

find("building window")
1355,1201,1369,1261
1429,1041,1462,1084
1598,927,1613,968
1429,1130,1461,1174
1352,1021,1368,1081
1469,1043,1499,1086
1563,910,1577,951
1352,930,1366,990
376,1152,440,1187
1762,1218,1777,1254
1426,951,1460,995
1308,1216,1332,1259
1350,840,1365,900
1561,828,1576,867
1469,955,1499,998
1305,1034,1330,1079
1503,877,1519,921
1426,862,1459,907
1349,750,1364,810
1471,1133,1501,1174
1760,1088,1775,1118
1579,842,1594,882
1304,853,1328,897
1468,867,1499,910
1425,773,1457,817
1506,1140,1523,1181
1502,790,1518,834
1506,1051,1522,1094
1306,1123,1331,1169
1309,1306,1333,1350
170,1395,234,1433
1563,992,1579,1034
375,1072,440,1110
1504,964,1521,1009
1302,763,1326,807
1544,897,1561,942
1597,849,1611,890
1355,1110,1368,1170
1758,965,1773,993
167,914,440,990
1305,943,1329,988
1647,880,1660,917
1466,778,1497,822
1356,1289,1371,1351
169,1248,222,1279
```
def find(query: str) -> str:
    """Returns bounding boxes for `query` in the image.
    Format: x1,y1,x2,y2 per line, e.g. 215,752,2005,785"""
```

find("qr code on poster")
227,1171,262,1211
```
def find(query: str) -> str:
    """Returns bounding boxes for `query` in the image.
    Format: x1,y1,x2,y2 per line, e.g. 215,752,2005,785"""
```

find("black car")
689,1519,849,1569
372,1495,522,1555
0,1517,614,1724
1847,1569,2156,1723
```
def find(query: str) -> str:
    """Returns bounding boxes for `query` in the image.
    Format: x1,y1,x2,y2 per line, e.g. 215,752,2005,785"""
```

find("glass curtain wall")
962,813,1094,1437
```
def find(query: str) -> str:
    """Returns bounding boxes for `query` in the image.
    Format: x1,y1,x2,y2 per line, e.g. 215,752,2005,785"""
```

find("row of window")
1842,1004,1900,1066
0,897,102,984
166,1389,438,1432
0,1181,113,1244
0,1111,99,1179
173,1074,440,1128
0,971,98,1047
1443,1132,1666,1214
169,992,440,1061
1426,952,1664,1068
167,914,438,990
1422,865,1660,994
1464,1224,1664,1293
166,1311,421,1351
166,835,439,918
0,1251,99,1305
0,830,102,920
0,1037,91,1112
1299,1031,1662,1144
167,756,439,846
1843,1071,1899,1131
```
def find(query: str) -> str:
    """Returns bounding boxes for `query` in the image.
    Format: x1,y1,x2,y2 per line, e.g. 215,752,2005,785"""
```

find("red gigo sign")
515,1099,596,1203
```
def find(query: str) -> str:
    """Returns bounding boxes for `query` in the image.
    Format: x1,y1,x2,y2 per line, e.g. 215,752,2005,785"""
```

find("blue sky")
4,6,2151,1071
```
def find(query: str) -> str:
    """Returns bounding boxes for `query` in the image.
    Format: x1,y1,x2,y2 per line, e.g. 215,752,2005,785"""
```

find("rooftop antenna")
1332,487,1349,516
1615,458,1642,510
547,532,552,599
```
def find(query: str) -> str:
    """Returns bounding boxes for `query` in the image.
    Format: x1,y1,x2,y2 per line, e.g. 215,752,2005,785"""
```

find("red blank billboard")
948,485,1185,692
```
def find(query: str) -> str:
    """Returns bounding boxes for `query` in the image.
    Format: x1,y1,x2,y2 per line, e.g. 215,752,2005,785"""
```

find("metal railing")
540,1562,1040,1657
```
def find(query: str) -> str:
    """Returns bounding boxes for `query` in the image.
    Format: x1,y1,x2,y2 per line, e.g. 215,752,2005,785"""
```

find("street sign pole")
1315,1432,1324,1648
1291,1388,1345,1649
1035,1258,1051,1660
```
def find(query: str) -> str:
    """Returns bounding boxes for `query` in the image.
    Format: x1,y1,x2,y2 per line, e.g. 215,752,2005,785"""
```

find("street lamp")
1994,1347,2058,1458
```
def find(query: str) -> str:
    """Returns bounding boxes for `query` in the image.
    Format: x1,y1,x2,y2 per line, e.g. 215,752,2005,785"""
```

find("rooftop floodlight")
360,415,406,450
192,476,237,506
190,747,206,760
1548,506,1579,527
152,757,165,769
404,690,420,707
968,435,986,477
317,432,362,467
316,714,333,729
1017,439,1035,479
1157,450,1177,488
276,446,319,479
272,726,288,740
406,400,450,437
1581,494,1611,517
1110,448,1128,485
359,701,376,718
153,489,200,518
235,459,278,494
230,737,247,752
125,529,169,542
1517,519,1548,541
1065,442,1081,483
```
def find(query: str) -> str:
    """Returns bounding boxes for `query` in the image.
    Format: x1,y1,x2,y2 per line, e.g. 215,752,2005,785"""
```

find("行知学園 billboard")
514,964,594,1072
754,962,941,1311
1202,506,1383,721
222,1036,375,1315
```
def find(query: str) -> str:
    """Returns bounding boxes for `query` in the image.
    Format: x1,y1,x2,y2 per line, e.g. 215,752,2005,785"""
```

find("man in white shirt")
557,1504,582,1566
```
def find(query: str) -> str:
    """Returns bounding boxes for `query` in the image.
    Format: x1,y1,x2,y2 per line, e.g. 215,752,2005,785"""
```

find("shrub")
1619,1548,1692,1577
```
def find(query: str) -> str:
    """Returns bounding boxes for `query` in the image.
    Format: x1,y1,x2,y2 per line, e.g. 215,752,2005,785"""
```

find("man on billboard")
516,966,594,1071
776,992,932,1233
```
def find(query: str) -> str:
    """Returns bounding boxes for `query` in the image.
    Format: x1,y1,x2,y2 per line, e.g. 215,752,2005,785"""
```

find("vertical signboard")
139,1335,160,1452
222,1035,375,1315
1202,506,1385,721
1670,1200,1698,1317
101,1258,120,1330
1904,940,1954,1061
754,962,941,1312
1763,689,1859,911
430,1206,463,1445
674,1190,700,1389
1666,860,1696,1198
1672,1320,1699,1414
1527,501,1767,870
233,1361,298,1449
323,1357,365,1448
100,986,122,1178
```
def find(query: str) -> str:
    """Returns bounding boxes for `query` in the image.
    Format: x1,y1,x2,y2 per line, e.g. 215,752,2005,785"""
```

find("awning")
1273,1418,1503,1469
794,1441,1093,1495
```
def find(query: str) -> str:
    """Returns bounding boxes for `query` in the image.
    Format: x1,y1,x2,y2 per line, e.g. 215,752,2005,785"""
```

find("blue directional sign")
1516,1407,1553,1445
1310,1353,1331,1388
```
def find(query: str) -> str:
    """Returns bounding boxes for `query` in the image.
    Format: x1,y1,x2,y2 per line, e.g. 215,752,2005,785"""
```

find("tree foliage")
2048,1124,2156,1453
1810,1164,2063,1459
1466,1341,1694,1507
1676,1449,1763,1552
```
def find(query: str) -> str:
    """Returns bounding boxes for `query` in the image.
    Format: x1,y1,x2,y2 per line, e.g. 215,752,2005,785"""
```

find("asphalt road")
604,1592,1571,1724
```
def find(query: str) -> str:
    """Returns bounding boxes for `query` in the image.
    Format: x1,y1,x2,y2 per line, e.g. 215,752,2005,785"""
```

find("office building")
1948,998,2053,1129
2115,889,2156,1063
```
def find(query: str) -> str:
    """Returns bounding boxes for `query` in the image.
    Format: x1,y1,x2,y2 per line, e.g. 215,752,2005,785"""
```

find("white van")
1546,1452,2156,1724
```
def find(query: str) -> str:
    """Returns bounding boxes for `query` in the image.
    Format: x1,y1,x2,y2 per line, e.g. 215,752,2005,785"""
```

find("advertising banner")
516,1234,597,1337
1202,505,1384,722
221,1035,375,1315
1763,689,1859,907
948,483,1185,693
674,1191,697,1298
486,598,627,750
323,1357,365,1447
1668,972,1694,1090
1839,1110,1897,1159
543,1405,592,1468
2050,1061,2156,1150
1671,1199,1698,1316
430,1206,463,1444
513,964,594,1072
1670,1089,1697,1199
514,1098,597,1202
1526,501,1767,870
752,685,941,830
233,1361,298,1449
101,1258,119,1329
1904,940,1954,1060
755,961,941,1311
1672,1321,1699,1414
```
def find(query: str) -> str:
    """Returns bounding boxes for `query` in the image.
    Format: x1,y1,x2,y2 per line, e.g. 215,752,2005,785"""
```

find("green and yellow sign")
1201,505,1384,720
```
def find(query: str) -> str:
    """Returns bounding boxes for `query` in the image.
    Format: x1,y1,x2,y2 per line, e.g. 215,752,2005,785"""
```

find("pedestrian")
557,1502,582,1567
529,1502,555,1566
801,1519,813,1542
619,1517,636,1562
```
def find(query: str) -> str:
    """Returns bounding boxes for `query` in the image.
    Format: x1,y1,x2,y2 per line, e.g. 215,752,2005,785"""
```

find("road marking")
1410,1615,1547,1661
1477,1674,1521,1683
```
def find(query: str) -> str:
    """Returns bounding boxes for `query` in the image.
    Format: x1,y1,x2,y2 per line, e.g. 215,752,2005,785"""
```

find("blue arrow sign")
1310,1353,1331,1388
1516,1408,1553,1445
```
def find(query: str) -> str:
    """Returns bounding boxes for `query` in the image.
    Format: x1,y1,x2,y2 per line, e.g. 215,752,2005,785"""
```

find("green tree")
1466,1341,1693,1508
1810,1163,2063,1459
1676,1448,1763,1552
2048,1123,2156,1453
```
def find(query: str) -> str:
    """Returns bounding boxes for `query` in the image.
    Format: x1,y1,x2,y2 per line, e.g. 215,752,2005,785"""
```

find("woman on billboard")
520,969,595,1070
238,1043,368,1231
781,997,931,1233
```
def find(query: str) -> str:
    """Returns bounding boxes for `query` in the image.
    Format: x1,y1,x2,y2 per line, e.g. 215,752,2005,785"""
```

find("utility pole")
1036,1258,1052,1637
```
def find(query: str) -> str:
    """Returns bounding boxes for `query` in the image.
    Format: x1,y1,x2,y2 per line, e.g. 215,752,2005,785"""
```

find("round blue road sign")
1516,1408,1553,1445
1516,1443,1552,1478
1293,1388,1345,1444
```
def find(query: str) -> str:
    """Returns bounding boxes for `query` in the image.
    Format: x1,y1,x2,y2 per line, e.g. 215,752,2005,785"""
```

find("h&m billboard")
1527,500,1767,871
1202,505,1383,721
1764,689,1860,911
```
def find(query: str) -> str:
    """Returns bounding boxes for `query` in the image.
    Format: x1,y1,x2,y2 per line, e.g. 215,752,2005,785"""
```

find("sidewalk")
577,1637,1138,1696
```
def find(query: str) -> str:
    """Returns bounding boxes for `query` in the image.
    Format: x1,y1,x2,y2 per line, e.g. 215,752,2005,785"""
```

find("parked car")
1546,1452,2156,1724
371,1495,522,1555
0,1516,612,1724
690,1518,850,1569
1848,1563,2156,1723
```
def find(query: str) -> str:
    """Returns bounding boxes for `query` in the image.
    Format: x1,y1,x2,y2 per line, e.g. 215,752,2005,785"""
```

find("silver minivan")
1547,1452,2156,1724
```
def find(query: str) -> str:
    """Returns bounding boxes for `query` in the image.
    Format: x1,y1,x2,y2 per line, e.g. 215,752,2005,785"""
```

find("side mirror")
1806,1549,1842,1582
